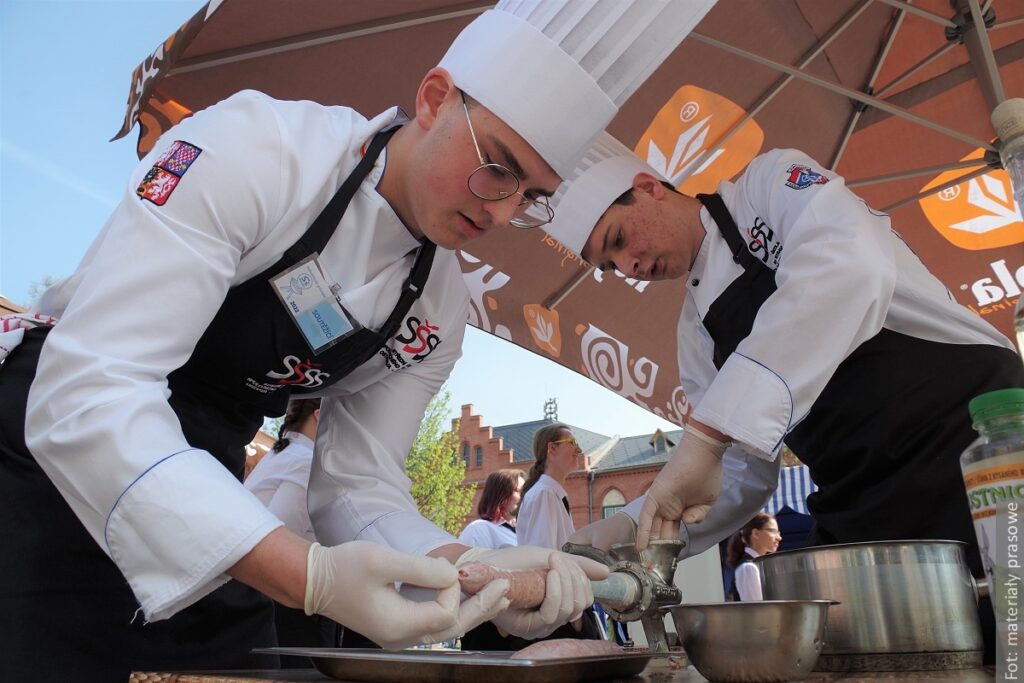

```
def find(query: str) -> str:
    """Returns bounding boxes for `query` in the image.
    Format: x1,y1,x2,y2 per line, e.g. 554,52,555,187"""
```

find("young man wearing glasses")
0,2,720,679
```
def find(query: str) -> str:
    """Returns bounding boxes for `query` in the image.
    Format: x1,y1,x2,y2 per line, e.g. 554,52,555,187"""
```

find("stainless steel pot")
755,540,982,655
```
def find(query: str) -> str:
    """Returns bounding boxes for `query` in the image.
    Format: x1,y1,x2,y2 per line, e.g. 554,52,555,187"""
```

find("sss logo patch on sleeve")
137,140,203,206
784,164,829,190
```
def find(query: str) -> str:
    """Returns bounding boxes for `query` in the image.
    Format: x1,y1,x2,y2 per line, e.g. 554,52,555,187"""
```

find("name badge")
271,254,361,354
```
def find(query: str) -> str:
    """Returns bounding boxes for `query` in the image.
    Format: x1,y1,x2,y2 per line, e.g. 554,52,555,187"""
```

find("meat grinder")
563,539,684,652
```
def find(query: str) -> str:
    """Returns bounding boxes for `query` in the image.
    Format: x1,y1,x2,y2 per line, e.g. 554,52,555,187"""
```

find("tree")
24,274,61,308
405,388,476,535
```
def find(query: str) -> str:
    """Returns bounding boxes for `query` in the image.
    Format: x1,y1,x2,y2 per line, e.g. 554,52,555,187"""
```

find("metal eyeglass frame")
460,92,554,229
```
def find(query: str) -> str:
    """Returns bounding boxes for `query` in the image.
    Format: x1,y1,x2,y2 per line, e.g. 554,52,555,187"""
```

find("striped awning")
764,465,817,516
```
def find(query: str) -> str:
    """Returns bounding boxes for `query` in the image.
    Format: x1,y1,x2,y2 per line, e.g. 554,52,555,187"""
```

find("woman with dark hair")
457,469,524,652
245,399,321,542
243,399,334,658
726,513,781,601
458,469,524,550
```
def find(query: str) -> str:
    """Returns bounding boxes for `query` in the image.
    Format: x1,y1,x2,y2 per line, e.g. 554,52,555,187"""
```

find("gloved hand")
305,541,509,649
456,545,609,640
568,511,638,551
636,424,729,550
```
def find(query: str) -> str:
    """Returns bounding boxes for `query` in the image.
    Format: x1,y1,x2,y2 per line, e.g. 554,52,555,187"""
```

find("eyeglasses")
551,437,580,450
461,92,555,229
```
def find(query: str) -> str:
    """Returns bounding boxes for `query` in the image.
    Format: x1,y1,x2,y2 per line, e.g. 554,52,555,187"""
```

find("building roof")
487,414,683,472
592,429,685,471
491,418,613,463
1,295,25,315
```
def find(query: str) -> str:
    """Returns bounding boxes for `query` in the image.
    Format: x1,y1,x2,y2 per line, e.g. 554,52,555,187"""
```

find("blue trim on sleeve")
103,448,201,548
357,509,401,538
733,352,794,453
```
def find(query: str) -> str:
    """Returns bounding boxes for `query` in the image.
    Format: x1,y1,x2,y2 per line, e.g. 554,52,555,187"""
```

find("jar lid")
969,388,1024,422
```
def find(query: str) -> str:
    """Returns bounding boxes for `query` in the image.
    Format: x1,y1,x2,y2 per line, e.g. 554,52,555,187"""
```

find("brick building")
455,403,681,531
455,403,809,534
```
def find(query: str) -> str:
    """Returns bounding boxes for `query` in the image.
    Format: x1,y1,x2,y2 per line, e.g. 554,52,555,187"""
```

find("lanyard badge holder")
272,253,363,354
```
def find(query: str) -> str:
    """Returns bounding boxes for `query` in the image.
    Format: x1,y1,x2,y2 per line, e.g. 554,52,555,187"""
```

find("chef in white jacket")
0,4,718,681
550,134,1024,662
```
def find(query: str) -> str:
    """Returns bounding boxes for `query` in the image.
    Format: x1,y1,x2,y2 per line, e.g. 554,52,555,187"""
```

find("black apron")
0,127,436,683
696,192,1024,566
697,193,1021,663
727,554,755,602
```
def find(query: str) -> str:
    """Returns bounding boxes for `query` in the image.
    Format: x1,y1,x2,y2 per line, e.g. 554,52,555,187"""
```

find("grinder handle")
562,542,614,567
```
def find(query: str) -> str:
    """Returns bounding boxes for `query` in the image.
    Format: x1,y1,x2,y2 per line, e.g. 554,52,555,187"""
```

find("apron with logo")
0,127,436,682
695,192,1024,573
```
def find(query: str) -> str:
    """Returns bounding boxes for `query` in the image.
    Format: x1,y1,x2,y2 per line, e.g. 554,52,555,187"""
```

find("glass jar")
1014,294,1023,361
961,388,1024,667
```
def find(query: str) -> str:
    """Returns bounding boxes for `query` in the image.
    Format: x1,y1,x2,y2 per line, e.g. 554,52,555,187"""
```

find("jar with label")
961,388,1024,640
1014,294,1023,360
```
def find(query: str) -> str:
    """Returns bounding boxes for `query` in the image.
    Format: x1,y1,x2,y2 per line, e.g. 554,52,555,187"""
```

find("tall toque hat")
439,0,716,178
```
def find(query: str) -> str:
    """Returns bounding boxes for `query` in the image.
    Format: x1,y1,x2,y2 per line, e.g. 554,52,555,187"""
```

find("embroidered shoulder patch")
136,140,202,205
784,164,829,190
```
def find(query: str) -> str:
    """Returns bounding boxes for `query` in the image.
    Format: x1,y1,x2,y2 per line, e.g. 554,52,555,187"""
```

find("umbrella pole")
544,267,595,311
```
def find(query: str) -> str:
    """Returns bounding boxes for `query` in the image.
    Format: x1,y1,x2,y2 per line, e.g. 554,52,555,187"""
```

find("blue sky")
0,0,678,438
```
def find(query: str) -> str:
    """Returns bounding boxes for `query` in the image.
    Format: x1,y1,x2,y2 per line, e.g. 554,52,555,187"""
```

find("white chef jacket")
621,148,1015,558
25,90,470,621
732,547,762,601
457,518,518,549
517,474,575,550
244,432,316,542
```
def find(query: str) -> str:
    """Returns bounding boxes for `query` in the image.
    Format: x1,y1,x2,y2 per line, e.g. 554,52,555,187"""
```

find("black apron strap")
289,126,398,262
248,126,399,283
379,241,437,341
695,193,779,369
697,193,752,268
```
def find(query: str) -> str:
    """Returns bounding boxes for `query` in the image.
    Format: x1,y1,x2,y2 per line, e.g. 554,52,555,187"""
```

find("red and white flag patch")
137,140,202,205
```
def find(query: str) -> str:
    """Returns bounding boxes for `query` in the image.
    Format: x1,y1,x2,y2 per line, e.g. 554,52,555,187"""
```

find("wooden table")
131,656,996,682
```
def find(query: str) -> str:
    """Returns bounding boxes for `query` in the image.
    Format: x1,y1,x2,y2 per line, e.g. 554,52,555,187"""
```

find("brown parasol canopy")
116,0,1024,427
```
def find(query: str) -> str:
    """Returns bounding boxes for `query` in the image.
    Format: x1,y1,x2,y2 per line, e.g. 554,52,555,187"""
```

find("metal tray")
254,646,657,683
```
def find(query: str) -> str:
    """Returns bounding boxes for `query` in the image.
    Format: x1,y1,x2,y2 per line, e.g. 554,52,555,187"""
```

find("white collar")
279,431,314,450
537,473,568,499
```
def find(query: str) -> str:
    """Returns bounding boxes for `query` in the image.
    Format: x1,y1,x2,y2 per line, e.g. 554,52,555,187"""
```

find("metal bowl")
755,540,982,657
667,600,834,682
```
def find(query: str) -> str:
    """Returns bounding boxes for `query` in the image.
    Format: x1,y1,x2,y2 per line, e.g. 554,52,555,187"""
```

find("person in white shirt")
244,399,336,657
517,424,602,641
547,134,1024,664
457,468,524,652
518,425,586,551
458,469,524,550
725,513,780,601
0,1,727,676
245,399,321,543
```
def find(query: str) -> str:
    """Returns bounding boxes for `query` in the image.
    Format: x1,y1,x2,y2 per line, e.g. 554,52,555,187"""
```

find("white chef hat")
439,0,716,178
544,132,667,255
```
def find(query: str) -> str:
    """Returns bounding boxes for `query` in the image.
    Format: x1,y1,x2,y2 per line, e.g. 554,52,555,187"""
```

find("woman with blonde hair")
518,423,586,550
517,423,601,640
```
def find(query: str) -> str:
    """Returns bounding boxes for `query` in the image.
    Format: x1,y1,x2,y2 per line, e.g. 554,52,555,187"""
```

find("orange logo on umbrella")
919,150,1024,251
636,85,763,196
523,304,562,358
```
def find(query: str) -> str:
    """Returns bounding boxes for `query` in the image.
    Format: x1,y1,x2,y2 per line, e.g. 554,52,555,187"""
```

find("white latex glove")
306,541,509,649
456,545,609,640
637,424,729,550
568,511,638,551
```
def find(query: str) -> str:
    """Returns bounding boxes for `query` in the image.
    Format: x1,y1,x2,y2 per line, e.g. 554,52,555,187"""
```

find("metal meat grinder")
563,539,684,652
